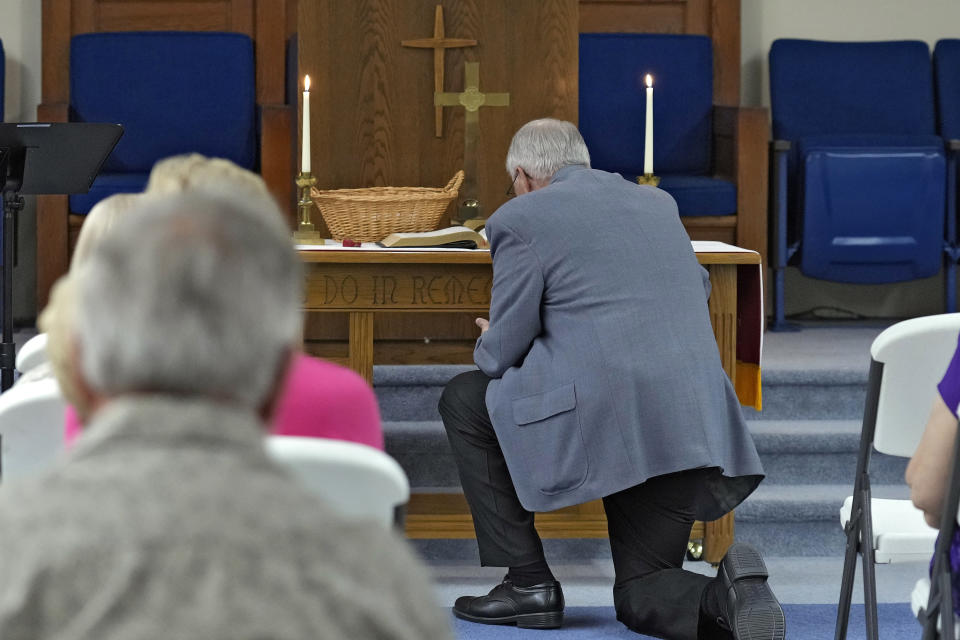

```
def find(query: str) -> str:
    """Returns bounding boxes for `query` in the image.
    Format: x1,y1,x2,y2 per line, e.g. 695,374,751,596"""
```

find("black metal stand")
0,123,123,392
1,148,24,392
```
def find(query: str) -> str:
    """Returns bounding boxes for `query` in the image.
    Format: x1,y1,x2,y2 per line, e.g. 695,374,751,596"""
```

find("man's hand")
475,318,490,335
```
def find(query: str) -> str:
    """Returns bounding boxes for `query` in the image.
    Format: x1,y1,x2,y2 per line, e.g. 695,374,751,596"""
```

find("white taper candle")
302,75,311,174
644,74,653,175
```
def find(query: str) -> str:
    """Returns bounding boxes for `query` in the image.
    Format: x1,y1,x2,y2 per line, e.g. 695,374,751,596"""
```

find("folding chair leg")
769,145,799,332
947,152,958,315
922,572,940,640
922,608,938,640
947,260,957,314
769,266,801,332
838,360,882,640
772,266,787,330
834,513,860,640
860,489,879,640
943,568,956,640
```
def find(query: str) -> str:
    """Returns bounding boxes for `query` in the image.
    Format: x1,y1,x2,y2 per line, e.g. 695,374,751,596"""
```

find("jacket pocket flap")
512,383,576,426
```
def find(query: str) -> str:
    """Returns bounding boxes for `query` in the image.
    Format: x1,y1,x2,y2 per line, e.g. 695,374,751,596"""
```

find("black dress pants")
439,370,730,640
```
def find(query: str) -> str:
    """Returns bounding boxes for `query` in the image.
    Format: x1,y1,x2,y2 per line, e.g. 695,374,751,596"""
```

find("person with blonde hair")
70,193,148,269
146,153,277,209
54,154,383,451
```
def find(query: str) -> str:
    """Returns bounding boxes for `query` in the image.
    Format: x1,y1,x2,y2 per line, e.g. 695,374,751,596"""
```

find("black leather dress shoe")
718,543,786,640
453,576,564,629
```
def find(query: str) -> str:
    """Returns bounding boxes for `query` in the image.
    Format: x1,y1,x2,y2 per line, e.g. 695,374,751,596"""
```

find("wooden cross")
401,4,477,137
436,62,510,223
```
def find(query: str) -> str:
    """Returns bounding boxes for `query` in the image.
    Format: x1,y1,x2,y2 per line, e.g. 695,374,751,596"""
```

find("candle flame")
304,75,311,91
645,74,653,88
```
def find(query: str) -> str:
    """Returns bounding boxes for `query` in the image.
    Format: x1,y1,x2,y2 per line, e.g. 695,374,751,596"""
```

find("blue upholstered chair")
579,33,768,262
66,31,256,214
934,39,960,315
769,40,947,329
37,27,294,310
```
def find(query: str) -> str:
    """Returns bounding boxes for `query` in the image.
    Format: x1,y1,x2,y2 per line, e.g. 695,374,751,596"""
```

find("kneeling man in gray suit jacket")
439,119,784,640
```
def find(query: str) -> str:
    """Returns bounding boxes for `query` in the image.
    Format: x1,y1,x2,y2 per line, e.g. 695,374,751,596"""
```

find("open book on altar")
377,226,487,249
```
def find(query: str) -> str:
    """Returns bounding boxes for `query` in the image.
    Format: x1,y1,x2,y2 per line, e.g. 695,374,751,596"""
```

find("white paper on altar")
295,242,487,252
298,240,757,255
690,241,758,255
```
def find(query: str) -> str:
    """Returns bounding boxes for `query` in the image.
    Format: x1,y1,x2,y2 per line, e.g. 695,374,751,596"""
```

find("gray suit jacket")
476,165,763,516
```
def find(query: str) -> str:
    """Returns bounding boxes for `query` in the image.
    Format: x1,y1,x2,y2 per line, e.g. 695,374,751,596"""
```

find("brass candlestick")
293,172,324,244
456,198,481,226
636,173,660,187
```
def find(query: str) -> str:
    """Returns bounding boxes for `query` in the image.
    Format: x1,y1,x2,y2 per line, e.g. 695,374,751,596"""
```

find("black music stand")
1,123,123,391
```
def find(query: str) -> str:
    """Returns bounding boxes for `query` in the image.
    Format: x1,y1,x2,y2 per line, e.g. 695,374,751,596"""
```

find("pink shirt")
64,353,384,450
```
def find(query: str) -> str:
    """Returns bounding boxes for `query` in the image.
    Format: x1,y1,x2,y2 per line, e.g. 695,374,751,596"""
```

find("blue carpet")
451,604,917,639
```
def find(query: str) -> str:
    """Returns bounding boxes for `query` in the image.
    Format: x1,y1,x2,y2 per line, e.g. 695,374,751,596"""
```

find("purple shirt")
935,331,960,613
939,333,960,418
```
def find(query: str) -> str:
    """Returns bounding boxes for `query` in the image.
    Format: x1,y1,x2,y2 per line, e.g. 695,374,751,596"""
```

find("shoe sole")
453,608,563,629
721,544,786,640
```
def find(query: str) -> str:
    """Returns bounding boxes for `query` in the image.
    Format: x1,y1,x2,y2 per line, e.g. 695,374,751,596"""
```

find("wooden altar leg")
705,264,738,562
349,311,375,385
707,264,737,381
704,512,735,564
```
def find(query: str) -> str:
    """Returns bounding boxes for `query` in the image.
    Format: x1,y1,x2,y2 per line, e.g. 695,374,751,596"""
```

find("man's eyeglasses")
506,171,520,197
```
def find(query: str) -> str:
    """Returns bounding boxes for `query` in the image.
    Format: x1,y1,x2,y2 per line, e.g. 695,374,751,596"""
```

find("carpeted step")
384,419,908,489
750,420,908,485
410,485,914,560
733,483,911,556
375,365,475,422
742,367,869,421
372,363,873,423
385,420,460,487
381,327,906,562
744,325,880,421
386,413,913,558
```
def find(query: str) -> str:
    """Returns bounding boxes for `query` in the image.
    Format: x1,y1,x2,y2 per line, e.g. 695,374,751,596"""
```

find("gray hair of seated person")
73,191,302,410
505,118,591,182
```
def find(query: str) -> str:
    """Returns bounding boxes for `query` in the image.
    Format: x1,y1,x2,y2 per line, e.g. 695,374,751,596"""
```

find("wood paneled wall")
299,0,579,223
579,0,740,106
295,0,749,354
297,1,579,354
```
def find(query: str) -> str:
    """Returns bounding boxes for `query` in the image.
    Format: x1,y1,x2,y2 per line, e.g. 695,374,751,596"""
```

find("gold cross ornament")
401,5,477,137
435,62,510,116
435,62,510,223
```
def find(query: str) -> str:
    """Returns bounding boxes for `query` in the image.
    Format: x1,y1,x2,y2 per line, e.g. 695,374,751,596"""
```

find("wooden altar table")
298,242,762,564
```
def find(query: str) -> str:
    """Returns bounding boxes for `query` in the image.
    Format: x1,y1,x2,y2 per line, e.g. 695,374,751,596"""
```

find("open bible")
378,226,487,249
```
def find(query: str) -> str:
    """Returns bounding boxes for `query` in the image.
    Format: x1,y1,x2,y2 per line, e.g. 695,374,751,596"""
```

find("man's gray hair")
505,118,591,181
73,192,302,410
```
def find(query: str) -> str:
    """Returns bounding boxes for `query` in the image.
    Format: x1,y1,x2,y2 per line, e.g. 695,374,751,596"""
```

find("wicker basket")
310,171,464,242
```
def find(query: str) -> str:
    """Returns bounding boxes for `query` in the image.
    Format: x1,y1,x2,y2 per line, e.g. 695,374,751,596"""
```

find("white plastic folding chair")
15,333,48,375
0,376,66,480
265,436,410,530
836,314,960,640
